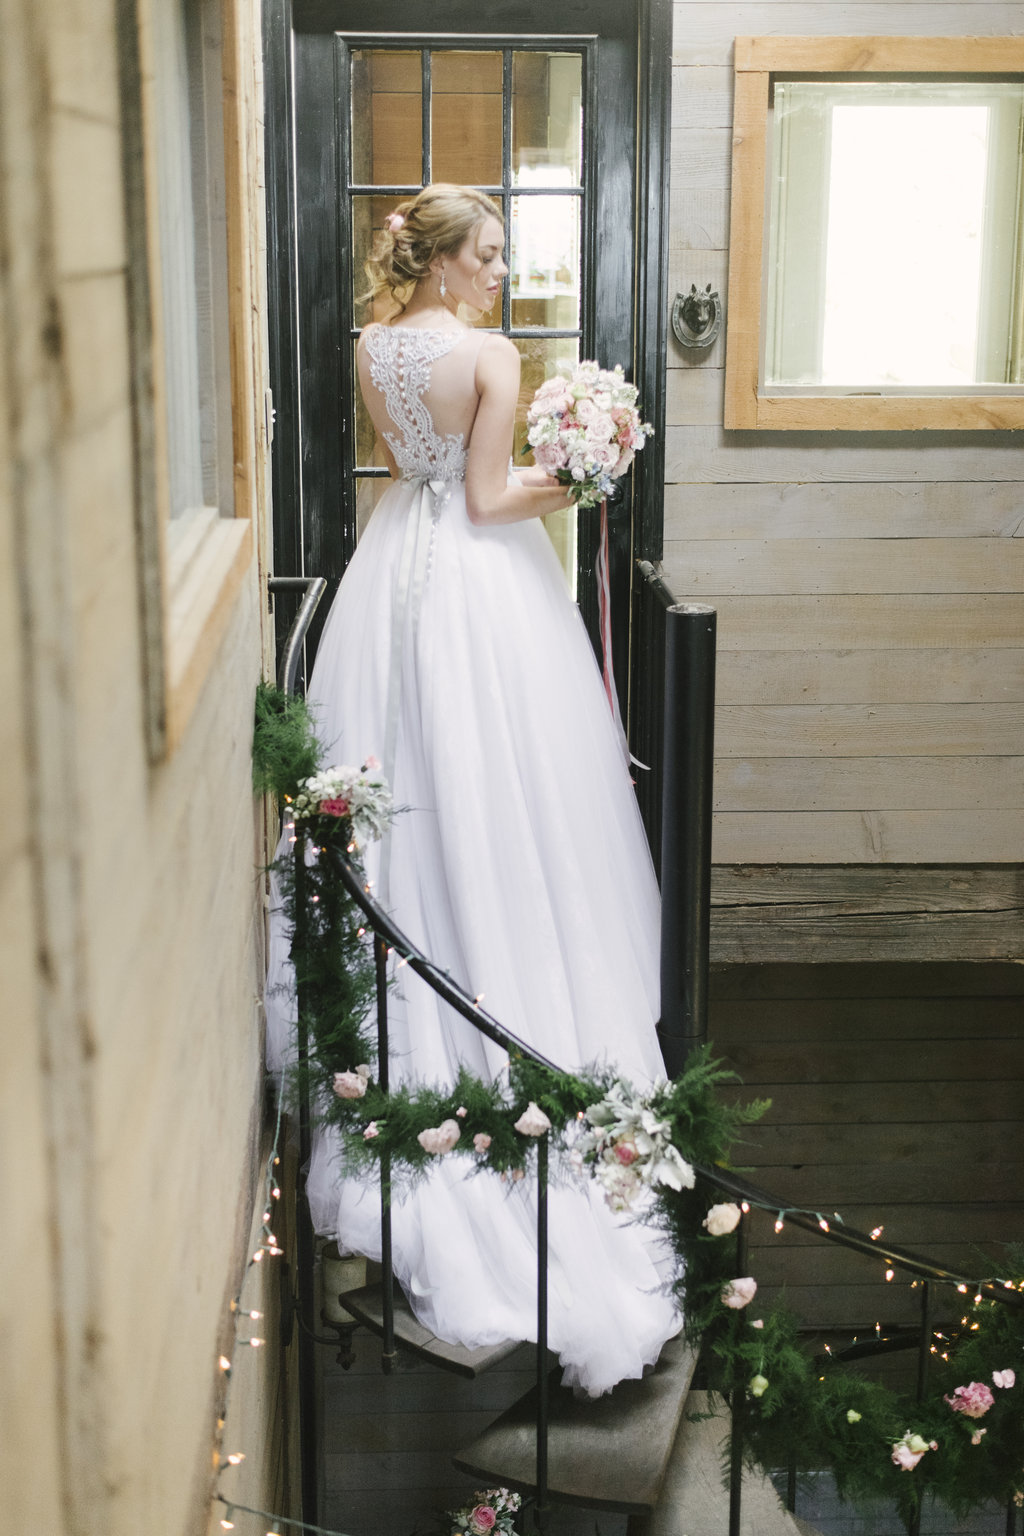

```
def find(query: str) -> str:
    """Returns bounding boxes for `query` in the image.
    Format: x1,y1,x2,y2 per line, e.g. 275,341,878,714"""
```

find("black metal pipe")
658,603,716,1079
268,575,327,696
375,934,396,1375
536,1135,549,1534
916,1281,933,1402
728,1210,750,1536
292,832,319,1527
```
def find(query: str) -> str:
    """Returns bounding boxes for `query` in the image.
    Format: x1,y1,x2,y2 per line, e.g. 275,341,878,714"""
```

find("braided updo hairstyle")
363,184,504,316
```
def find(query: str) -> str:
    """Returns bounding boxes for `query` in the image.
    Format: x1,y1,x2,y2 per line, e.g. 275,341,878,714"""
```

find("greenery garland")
255,682,1024,1532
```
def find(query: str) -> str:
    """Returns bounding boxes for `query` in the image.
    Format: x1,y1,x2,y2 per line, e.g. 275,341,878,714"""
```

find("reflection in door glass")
431,52,503,185
510,192,580,329
512,52,582,184
351,50,421,186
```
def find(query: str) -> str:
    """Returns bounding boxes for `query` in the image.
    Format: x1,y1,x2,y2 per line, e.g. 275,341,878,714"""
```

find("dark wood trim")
633,0,671,565
709,865,1024,964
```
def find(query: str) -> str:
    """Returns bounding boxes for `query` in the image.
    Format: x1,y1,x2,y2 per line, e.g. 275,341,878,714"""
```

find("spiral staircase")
321,1247,815,1536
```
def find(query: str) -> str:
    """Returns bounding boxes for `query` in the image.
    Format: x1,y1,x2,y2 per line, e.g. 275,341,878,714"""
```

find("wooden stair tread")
334,1282,522,1378
452,1335,700,1514
647,1391,824,1536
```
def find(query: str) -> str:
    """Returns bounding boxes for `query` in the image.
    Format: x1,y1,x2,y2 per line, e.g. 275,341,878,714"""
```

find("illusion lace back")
362,324,485,481
265,321,681,1396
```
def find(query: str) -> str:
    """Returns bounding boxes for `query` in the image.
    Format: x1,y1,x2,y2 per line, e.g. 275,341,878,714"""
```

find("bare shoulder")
475,332,520,386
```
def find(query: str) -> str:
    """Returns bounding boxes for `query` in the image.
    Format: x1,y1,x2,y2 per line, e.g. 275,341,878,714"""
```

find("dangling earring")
439,270,447,299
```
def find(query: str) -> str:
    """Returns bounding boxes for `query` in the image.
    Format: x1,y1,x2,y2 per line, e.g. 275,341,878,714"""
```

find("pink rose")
721,1277,758,1309
612,447,635,477
972,1428,988,1445
533,442,568,474
332,1066,370,1099
455,1106,468,1118
613,1139,638,1166
320,796,349,817
417,1119,461,1155
892,1444,925,1471
945,1382,995,1419
363,754,381,771
993,1370,1016,1389
468,1507,497,1534
363,1121,379,1140
473,1132,492,1152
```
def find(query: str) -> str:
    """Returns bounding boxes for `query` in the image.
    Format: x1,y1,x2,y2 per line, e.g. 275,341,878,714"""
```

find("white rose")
702,1202,742,1236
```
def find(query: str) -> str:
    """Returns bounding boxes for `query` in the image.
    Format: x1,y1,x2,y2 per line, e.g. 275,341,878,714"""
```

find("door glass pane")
510,194,580,329
514,335,580,597
512,52,582,185
351,49,422,186
352,194,405,323
431,51,503,185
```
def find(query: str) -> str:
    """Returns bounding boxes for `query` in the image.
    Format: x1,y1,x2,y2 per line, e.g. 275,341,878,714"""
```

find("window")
121,0,253,753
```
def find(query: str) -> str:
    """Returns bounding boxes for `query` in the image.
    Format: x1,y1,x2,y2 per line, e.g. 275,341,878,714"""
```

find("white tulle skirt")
266,475,679,1395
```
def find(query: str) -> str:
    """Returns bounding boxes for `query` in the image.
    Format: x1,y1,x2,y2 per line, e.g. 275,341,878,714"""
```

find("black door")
264,0,670,720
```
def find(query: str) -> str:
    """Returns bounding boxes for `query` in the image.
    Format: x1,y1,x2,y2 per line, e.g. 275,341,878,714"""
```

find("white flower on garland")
577,1079,695,1212
290,755,393,848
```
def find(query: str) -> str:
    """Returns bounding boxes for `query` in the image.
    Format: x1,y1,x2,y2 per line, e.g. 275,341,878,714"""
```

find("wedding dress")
266,322,679,1396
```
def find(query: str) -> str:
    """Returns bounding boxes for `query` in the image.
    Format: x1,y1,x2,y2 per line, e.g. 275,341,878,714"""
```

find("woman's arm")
464,337,570,526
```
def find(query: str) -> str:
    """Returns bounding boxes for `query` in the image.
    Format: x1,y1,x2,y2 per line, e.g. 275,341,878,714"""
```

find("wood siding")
666,0,1024,871
709,962,1024,1328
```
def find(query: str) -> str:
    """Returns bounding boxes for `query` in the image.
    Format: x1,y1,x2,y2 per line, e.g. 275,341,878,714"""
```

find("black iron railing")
277,565,1023,1536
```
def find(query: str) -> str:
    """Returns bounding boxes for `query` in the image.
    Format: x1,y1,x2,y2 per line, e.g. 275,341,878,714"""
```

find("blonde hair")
363,184,503,315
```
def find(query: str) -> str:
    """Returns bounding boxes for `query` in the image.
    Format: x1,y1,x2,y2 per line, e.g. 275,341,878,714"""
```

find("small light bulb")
819,1218,830,1233
253,1250,264,1262
249,1310,261,1320
741,1201,750,1213
774,1218,784,1233
227,1452,245,1465
250,1337,265,1348
219,1356,232,1372
885,1269,894,1282
272,1188,281,1199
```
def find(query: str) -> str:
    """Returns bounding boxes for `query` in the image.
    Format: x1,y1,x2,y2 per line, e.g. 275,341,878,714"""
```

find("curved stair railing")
322,843,1024,1536
275,564,1024,1536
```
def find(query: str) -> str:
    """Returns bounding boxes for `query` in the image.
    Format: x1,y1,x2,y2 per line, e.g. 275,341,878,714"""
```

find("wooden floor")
317,962,1024,1536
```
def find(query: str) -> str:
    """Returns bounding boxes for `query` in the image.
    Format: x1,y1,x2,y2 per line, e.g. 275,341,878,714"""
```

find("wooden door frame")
262,0,672,708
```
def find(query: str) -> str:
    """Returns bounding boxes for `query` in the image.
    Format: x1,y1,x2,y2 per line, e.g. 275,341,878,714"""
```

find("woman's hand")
514,465,562,490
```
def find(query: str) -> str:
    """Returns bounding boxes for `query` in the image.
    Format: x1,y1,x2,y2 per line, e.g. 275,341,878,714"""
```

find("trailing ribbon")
596,499,648,773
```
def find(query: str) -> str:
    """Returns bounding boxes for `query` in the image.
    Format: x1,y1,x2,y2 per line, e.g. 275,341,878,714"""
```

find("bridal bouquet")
444,1488,521,1536
577,1080,696,1212
525,360,652,509
289,757,393,848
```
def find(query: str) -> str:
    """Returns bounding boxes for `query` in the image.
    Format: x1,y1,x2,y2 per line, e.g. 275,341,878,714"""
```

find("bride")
267,184,679,1396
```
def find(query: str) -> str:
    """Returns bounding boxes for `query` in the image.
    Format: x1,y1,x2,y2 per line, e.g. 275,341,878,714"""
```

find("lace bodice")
364,326,470,482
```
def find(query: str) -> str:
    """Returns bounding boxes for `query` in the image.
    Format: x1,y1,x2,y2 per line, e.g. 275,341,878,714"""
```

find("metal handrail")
281,569,1021,1536
269,575,328,696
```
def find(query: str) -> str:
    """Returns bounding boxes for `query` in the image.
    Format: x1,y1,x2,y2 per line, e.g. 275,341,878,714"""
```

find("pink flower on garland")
473,1132,492,1152
972,1429,988,1446
993,1369,1016,1389
721,1277,758,1309
945,1382,995,1419
320,796,349,817
469,1507,497,1534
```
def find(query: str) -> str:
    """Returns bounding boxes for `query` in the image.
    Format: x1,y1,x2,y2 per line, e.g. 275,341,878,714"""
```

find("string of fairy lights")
209,1059,362,1536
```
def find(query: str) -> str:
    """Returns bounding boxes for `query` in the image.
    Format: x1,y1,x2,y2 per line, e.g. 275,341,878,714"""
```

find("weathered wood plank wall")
665,0,1024,881
710,961,1024,1328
